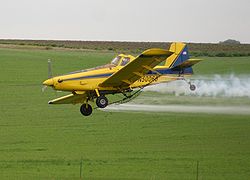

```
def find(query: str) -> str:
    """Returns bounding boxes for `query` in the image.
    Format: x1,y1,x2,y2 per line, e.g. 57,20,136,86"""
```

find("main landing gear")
80,95,109,116
96,95,108,108
80,103,93,116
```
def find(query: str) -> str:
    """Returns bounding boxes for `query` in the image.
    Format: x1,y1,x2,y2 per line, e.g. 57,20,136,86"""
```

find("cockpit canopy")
111,55,133,66
64,54,134,75
111,56,122,66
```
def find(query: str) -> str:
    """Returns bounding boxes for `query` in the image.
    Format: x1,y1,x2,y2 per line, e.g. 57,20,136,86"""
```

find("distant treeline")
0,39,250,57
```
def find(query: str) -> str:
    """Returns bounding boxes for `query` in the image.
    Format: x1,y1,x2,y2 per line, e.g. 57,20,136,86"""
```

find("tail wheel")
190,84,196,91
80,104,93,116
96,96,108,108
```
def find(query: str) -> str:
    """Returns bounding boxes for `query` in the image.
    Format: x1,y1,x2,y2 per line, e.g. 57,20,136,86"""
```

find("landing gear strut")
80,104,93,116
96,95,108,108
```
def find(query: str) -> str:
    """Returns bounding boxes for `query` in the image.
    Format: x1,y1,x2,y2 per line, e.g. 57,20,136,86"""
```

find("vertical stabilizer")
164,42,190,68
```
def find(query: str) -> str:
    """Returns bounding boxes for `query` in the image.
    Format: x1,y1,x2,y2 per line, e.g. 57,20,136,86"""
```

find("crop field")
1,46,250,179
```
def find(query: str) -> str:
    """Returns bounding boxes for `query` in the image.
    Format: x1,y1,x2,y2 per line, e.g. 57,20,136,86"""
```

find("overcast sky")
0,0,249,43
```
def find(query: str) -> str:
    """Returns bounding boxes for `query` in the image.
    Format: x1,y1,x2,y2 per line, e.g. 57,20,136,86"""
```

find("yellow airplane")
43,42,201,116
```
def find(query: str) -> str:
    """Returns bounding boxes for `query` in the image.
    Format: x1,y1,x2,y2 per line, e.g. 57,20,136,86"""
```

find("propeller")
42,59,53,92
48,59,53,78
42,85,47,92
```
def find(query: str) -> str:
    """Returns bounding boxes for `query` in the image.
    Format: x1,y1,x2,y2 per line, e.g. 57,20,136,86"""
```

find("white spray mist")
144,74,250,98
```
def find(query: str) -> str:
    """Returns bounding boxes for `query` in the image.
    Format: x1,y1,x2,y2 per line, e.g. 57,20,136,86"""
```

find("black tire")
80,104,93,116
190,84,196,91
96,96,108,108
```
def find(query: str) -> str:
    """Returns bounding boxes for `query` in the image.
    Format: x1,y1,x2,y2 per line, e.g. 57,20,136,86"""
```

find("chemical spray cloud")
144,74,250,98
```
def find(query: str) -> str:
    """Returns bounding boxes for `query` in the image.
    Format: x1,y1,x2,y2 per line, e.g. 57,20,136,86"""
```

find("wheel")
80,104,93,116
96,96,108,108
190,84,196,91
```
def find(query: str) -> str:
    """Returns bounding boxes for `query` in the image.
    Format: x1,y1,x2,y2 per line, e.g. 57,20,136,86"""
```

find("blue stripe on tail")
171,45,190,68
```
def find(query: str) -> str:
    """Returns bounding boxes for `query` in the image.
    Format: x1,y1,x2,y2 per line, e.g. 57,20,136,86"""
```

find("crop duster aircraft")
43,42,201,116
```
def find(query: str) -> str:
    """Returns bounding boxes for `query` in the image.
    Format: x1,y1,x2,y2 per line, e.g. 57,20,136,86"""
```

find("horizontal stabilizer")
172,59,202,70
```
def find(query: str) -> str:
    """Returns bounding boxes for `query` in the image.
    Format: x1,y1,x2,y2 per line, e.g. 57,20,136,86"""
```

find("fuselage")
43,54,193,92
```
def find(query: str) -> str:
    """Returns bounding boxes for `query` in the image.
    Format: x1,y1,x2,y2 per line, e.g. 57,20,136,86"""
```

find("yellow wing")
48,92,87,104
100,49,173,89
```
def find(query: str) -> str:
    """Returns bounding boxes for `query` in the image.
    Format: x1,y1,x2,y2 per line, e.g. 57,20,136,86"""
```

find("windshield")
120,57,130,66
111,56,121,66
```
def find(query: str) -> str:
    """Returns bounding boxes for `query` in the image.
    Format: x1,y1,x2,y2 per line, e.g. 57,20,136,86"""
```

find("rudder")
164,42,190,68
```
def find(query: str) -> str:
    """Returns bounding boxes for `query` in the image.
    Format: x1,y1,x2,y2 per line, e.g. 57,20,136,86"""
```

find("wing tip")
48,101,53,104
142,49,173,57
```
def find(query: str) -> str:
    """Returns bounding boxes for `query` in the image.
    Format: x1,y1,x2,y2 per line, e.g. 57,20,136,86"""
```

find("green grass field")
1,47,250,179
